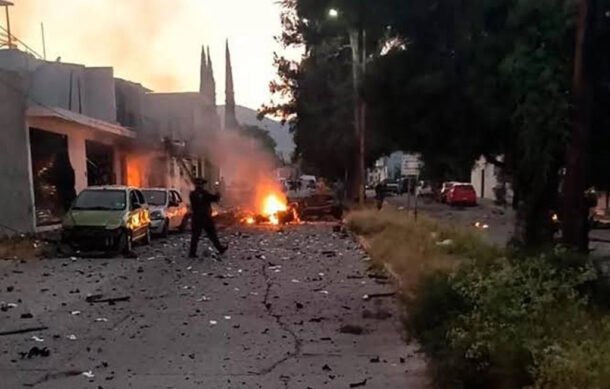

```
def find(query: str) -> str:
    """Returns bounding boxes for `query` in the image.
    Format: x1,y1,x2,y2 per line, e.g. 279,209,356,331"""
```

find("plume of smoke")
194,126,282,211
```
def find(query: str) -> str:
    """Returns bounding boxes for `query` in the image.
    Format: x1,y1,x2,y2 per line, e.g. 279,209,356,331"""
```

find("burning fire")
262,194,288,225
239,190,298,226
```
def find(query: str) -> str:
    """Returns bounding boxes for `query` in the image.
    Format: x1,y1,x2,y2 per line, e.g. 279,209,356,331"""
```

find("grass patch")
347,206,610,389
347,207,501,294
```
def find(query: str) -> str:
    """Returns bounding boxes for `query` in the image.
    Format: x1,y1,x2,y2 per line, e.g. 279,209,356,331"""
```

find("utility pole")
1,1,13,49
563,0,594,252
330,7,367,205
349,28,366,205
40,22,46,60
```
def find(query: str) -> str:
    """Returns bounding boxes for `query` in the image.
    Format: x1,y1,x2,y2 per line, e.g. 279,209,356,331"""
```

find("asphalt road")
0,223,428,389
389,195,610,259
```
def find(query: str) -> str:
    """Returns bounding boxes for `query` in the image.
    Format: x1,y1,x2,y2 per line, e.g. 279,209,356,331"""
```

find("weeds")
348,206,610,389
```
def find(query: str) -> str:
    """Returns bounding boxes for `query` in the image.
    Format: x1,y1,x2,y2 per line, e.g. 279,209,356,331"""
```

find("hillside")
217,105,295,161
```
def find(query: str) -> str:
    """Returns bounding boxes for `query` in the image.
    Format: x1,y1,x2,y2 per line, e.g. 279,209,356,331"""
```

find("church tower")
224,39,239,130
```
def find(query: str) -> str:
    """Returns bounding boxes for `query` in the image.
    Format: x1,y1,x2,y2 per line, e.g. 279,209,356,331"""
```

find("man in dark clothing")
189,178,228,258
375,182,385,210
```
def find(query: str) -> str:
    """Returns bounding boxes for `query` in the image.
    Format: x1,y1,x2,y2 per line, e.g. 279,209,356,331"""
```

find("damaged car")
62,186,151,254
142,188,188,237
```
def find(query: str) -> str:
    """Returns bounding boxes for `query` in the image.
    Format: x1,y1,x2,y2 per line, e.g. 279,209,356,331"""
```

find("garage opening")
29,128,76,226
86,140,116,186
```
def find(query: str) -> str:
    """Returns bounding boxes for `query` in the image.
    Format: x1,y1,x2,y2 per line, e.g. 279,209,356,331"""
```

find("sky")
7,0,296,110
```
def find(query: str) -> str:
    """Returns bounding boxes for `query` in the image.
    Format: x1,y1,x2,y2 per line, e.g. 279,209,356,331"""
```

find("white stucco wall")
471,157,500,200
0,70,36,235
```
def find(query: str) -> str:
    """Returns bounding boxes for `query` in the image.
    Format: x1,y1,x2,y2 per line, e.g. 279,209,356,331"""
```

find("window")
172,190,183,204
73,190,126,211
135,190,146,205
130,191,139,209
142,190,167,206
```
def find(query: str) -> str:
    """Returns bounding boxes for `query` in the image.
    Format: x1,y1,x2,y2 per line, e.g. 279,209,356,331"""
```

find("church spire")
206,46,216,107
225,39,238,130
199,45,208,95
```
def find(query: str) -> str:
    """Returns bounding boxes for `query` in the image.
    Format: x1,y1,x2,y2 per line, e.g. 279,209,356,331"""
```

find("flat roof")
27,105,135,139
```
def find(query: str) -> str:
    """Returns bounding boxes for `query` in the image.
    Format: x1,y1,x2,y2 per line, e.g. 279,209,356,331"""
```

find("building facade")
0,46,223,236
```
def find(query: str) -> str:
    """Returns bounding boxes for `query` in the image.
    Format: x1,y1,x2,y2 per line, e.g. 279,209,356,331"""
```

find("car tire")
143,227,152,245
161,219,170,238
178,215,190,233
117,230,133,256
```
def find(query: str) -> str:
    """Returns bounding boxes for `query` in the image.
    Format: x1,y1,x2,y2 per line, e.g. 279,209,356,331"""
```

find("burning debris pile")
238,192,300,226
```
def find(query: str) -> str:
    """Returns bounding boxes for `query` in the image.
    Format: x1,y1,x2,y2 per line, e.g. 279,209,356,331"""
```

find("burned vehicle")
142,188,188,236
62,186,151,254
293,192,343,220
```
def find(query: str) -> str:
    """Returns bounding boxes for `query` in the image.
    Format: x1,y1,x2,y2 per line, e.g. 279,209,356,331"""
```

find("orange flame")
261,193,287,224
126,156,148,187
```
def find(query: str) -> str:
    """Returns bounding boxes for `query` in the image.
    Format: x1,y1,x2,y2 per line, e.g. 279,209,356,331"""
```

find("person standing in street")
375,182,385,210
189,178,228,258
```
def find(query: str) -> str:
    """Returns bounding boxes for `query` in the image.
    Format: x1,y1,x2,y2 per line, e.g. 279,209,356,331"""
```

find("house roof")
27,105,135,139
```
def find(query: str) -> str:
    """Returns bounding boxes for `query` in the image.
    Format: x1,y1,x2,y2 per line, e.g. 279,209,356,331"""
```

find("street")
0,224,428,389
389,195,610,259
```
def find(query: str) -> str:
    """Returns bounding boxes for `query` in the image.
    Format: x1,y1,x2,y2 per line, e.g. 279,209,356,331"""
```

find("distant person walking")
189,178,228,258
375,182,385,210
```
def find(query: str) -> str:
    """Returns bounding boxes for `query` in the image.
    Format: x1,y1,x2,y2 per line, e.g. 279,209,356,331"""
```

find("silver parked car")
141,188,188,237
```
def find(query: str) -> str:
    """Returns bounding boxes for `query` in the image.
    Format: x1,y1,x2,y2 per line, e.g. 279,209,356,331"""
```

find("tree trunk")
563,0,593,253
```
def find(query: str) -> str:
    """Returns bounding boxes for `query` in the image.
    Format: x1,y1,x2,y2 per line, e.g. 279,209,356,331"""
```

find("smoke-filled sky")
8,0,296,110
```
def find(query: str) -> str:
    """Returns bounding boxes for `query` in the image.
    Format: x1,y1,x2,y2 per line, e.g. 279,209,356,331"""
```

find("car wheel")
178,215,190,233
143,227,152,245
117,230,133,256
161,219,170,238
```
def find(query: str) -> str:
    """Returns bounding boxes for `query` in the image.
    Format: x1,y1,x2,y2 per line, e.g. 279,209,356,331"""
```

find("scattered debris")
435,239,454,247
209,320,217,326
339,324,364,335
86,295,130,305
370,356,380,363
349,378,368,388
81,370,95,378
66,334,77,340
362,292,396,301
19,346,50,359
31,335,44,342
322,364,332,371
0,326,48,336
70,310,81,315
20,313,33,319
94,318,108,323
0,302,18,312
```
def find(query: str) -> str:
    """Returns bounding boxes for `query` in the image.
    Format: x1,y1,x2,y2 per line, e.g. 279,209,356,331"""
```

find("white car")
141,188,188,236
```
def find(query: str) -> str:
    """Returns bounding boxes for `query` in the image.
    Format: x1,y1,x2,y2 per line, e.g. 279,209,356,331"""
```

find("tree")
261,0,398,187
365,0,575,248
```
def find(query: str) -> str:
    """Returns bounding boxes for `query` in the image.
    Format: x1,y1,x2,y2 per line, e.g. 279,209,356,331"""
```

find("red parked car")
446,183,477,206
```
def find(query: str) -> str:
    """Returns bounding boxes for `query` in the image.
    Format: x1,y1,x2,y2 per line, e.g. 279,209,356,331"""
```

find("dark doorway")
29,128,76,226
86,141,115,186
